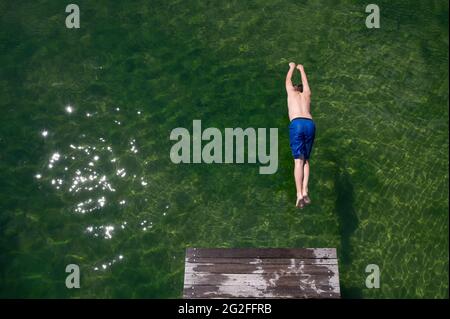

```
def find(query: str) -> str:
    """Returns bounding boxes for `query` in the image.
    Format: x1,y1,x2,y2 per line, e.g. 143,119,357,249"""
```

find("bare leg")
294,159,304,207
302,160,311,204
302,160,310,196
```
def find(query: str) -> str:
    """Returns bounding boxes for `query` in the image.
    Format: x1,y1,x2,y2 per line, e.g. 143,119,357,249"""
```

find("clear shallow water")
0,0,448,298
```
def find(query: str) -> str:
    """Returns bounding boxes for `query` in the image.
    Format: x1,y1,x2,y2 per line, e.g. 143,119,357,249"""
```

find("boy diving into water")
285,62,316,209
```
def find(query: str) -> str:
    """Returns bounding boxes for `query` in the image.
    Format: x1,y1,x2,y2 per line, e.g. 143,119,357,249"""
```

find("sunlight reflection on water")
36,105,153,273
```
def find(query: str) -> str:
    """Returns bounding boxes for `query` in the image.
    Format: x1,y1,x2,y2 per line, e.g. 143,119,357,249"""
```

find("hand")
289,62,296,68
296,64,304,71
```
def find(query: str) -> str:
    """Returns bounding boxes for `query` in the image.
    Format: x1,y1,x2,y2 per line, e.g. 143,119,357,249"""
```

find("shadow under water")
334,165,358,266
331,156,362,298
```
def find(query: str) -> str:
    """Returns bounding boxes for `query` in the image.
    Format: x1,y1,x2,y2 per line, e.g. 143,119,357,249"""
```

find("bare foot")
303,194,311,205
296,196,305,209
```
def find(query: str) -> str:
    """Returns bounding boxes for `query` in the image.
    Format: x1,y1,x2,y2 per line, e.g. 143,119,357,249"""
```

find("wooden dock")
183,248,340,299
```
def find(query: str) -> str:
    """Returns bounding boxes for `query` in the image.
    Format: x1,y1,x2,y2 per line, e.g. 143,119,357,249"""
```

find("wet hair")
294,83,303,93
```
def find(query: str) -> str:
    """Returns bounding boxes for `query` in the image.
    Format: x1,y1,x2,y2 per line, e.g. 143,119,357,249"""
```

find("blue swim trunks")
289,117,316,160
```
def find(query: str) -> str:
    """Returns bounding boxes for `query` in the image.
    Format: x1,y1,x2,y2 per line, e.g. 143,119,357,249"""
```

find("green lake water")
0,0,448,298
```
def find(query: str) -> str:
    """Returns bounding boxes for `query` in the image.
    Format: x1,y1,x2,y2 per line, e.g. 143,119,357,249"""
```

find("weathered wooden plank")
186,248,336,259
184,273,340,288
183,285,340,299
183,248,341,299
186,257,337,265
185,263,339,275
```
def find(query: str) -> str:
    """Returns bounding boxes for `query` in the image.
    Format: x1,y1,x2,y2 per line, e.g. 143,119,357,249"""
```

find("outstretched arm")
297,64,311,95
285,62,296,93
